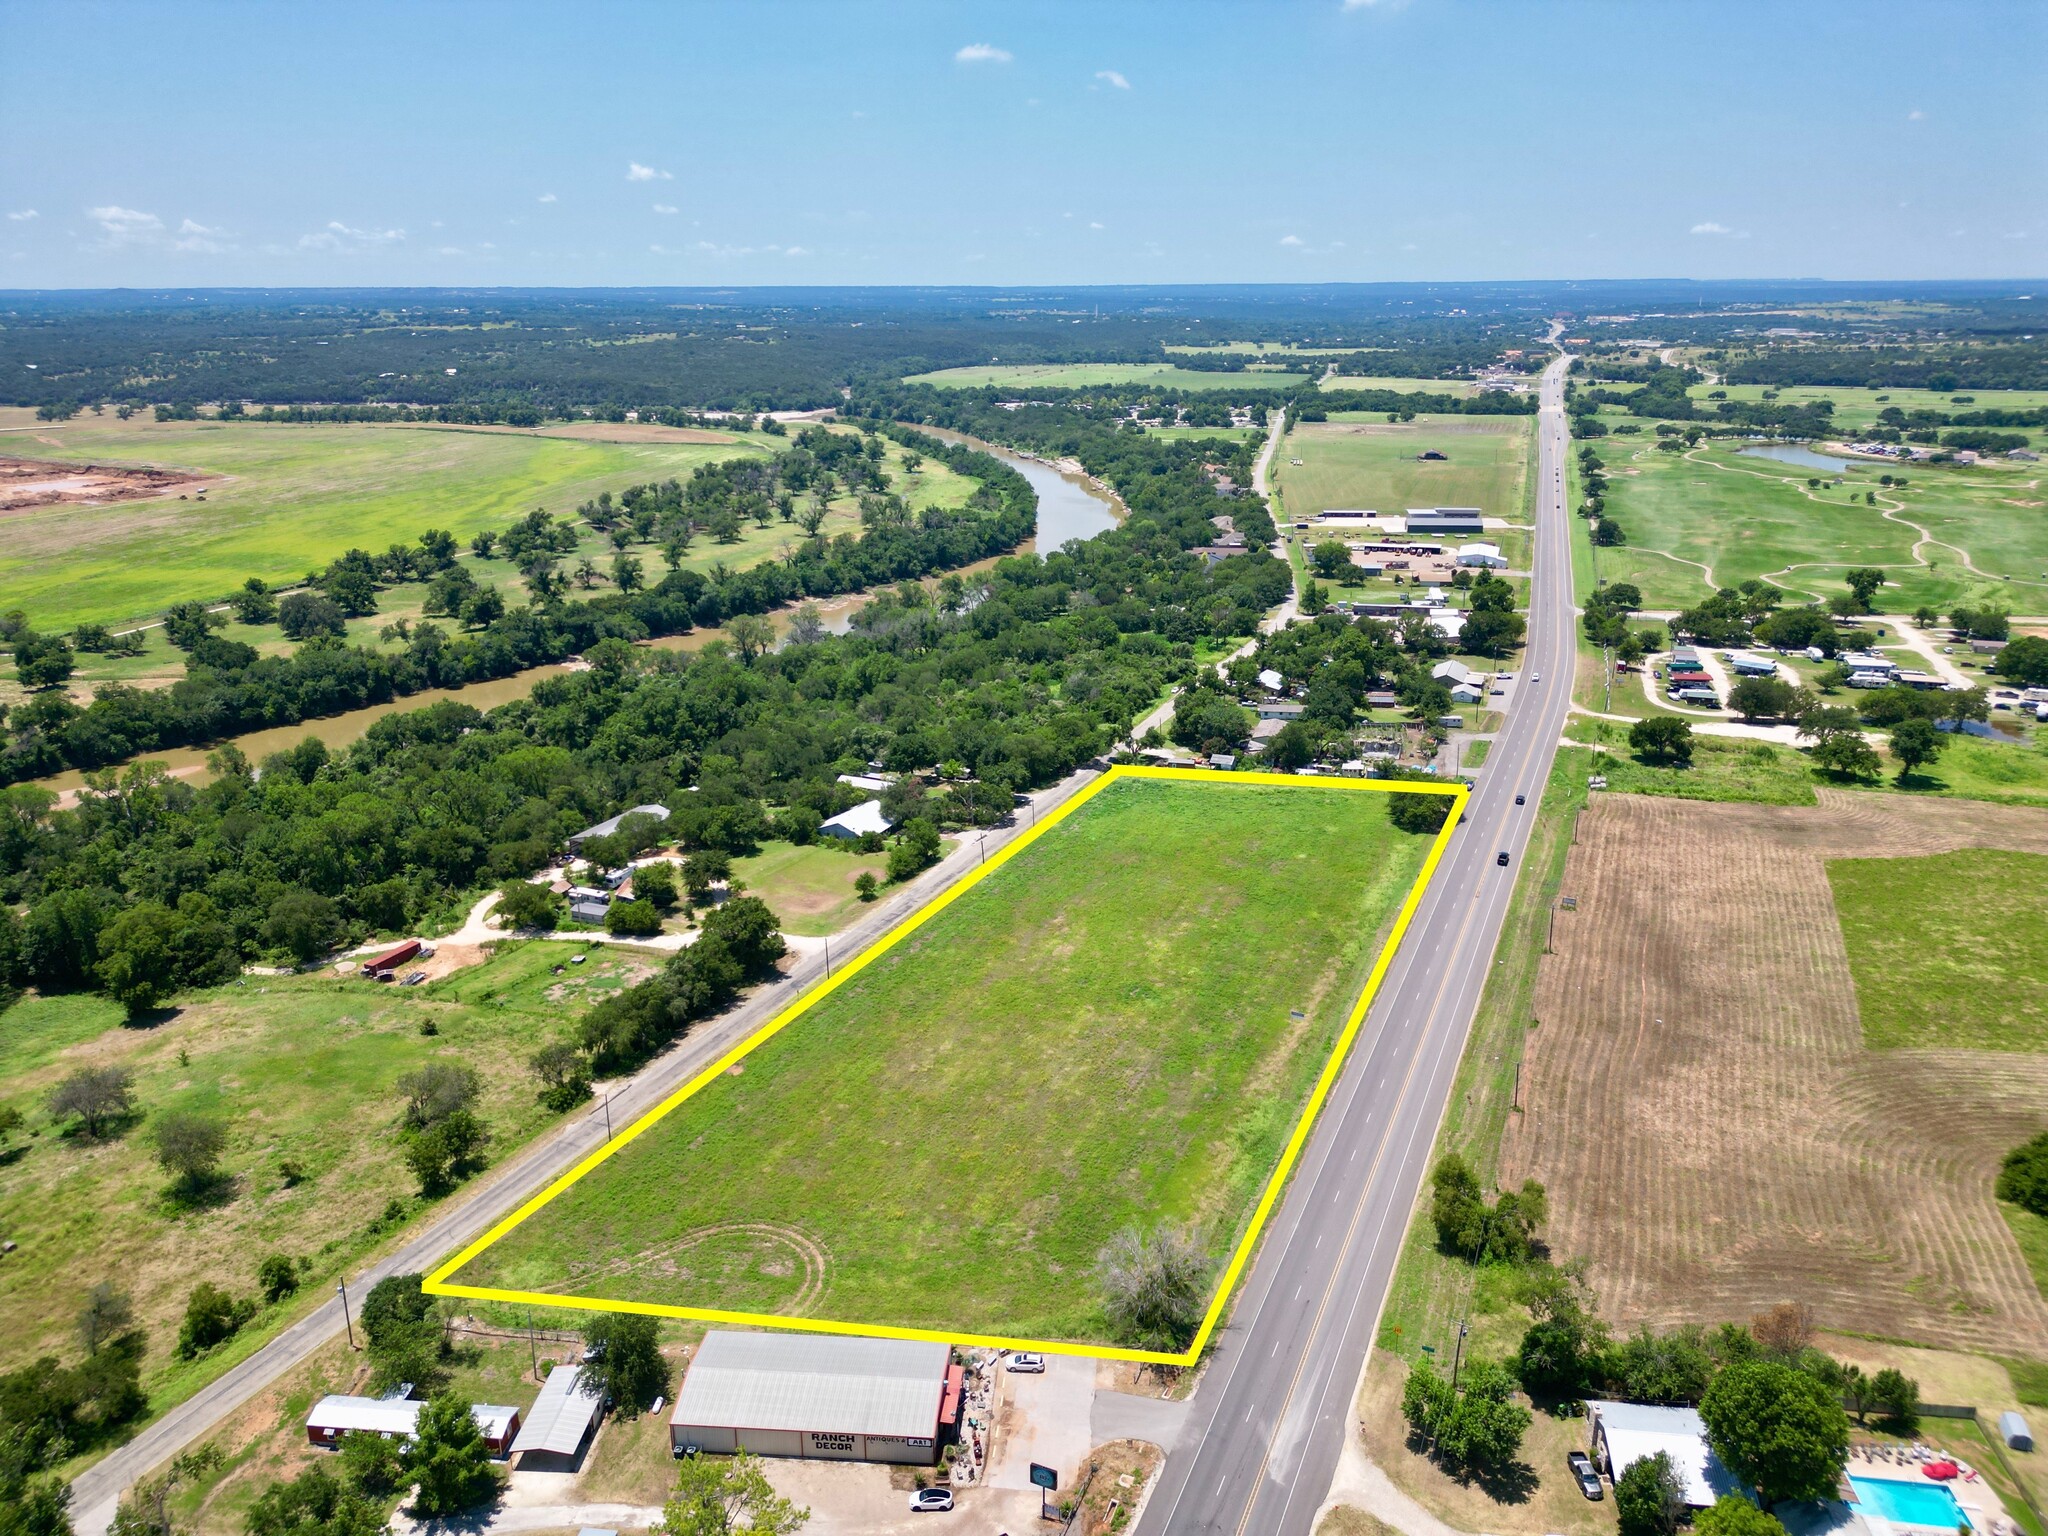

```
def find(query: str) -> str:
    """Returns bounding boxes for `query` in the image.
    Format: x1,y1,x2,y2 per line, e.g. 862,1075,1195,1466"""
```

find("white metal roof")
670,1331,948,1439
471,1404,522,1442
308,1395,420,1436
820,799,893,838
573,804,670,843
1586,1400,1743,1507
510,1364,601,1456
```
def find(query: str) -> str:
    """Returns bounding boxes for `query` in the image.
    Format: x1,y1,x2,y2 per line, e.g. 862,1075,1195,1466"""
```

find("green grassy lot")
1565,719,1820,804
1828,849,2048,1051
1591,439,2048,613
901,362,1313,392
0,942,653,1411
731,840,895,937
446,776,1437,1344
1322,377,1486,399
2,415,776,630
1859,733,2048,809
1275,414,1533,525
2004,1204,2048,1312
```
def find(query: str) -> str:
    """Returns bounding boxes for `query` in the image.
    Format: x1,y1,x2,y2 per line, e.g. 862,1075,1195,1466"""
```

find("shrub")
176,1282,255,1358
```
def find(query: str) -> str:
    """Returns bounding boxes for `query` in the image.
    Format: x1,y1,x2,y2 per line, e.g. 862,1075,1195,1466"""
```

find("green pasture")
4,418,773,629
901,362,1313,392
1591,440,2048,611
0,941,643,1408
445,776,1436,1345
1861,731,2048,809
1689,383,2048,436
1322,377,1483,398
1273,414,1532,525
1829,849,2048,1052
1565,721,1820,805
731,840,895,937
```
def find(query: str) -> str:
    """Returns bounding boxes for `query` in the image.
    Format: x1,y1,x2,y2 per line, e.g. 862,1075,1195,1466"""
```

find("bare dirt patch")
0,453,213,512
1501,789,2048,1357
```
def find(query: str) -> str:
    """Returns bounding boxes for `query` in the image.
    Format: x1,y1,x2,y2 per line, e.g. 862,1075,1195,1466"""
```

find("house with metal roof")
669,1331,959,1465
819,799,895,841
567,804,671,853
1585,1400,1743,1507
305,1394,523,1457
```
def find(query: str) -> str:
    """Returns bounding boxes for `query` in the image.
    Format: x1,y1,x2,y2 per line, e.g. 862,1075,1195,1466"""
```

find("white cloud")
172,218,232,253
433,246,466,257
1908,108,1926,121
89,205,162,242
652,203,679,215
1343,0,1410,10
783,246,810,258
627,162,673,182
299,220,406,251
537,192,557,203
1690,221,1734,236
7,209,37,222
1089,221,1105,230
955,42,1012,63
2006,230,2031,241
1096,70,1130,89
1279,234,1304,247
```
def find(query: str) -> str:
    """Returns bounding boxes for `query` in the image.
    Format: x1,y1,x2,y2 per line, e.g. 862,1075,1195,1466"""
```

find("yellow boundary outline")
425,764,1467,1365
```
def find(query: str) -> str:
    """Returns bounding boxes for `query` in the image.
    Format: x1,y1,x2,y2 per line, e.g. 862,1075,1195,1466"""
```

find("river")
35,437,1123,795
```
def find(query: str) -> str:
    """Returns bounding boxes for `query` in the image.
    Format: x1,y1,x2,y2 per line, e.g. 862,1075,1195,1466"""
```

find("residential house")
820,800,895,840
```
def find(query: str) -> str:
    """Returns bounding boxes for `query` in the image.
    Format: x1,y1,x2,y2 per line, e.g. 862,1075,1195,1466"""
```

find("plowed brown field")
1501,788,2048,1357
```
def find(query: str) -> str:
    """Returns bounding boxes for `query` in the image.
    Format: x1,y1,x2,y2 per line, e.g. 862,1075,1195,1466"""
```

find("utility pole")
337,1279,356,1350
602,1094,613,1140
527,1307,539,1379
823,936,832,977
1450,1320,1470,1394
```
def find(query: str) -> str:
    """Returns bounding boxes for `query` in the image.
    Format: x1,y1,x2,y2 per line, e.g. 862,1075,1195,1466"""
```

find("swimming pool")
1850,1474,1972,1529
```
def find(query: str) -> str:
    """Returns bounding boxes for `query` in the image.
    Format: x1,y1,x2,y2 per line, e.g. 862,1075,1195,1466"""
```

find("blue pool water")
1850,1475,1972,1529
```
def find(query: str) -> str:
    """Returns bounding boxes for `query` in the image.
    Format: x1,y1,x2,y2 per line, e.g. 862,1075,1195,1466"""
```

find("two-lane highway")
1142,342,1579,1536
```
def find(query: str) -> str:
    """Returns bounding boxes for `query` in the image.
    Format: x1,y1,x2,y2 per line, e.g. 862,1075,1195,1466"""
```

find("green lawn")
444,776,1438,1345
1689,383,2048,437
1860,733,2048,809
1274,414,1532,525
1592,439,2048,612
1828,849,2048,1051
4,417,773,629
0,942,651,1411
901,362,1313,392
1566,720,1820,805
732,840,895,937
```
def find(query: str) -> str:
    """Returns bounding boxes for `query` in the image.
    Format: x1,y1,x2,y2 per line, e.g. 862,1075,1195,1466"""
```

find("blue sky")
2,0,2041,288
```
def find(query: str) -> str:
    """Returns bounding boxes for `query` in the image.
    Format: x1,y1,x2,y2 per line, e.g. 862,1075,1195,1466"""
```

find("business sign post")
1030,1462,1058,1521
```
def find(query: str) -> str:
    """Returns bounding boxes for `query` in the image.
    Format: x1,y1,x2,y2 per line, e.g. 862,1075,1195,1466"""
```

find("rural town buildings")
820,799,895,840
567,804,670,854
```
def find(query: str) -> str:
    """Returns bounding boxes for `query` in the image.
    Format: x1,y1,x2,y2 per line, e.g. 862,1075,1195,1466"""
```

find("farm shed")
668,1331,957,1465
1406,507,1485,535
361,939,422,978
1585,1400,1742,1507
2002,1411,2033,1451
820,799,895,840
568,804,670,853
509,1364,602,1462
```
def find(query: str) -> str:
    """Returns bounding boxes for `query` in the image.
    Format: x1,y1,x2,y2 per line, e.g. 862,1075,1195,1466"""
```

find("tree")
362,1274,445,1392
1999,1132,2048,1217
1514,1266,1608,1400
405,1394,500,1517
496,880,561,933
529,1041,593,1112
1843,569,1887,613
1593,516,1627,546
1387,786,1453,835
1169,687,1252,752
698,895,786,976
1616,1450,1686,1536
611,552,645,594
1096,1224,1211,1353
1699,1359,1850,1508
655,1449,809,1536
1611,1326,1716,1405
632,861,679,910
606,897,662,937
1264,720,1315,772
257,1254,299,1304
1749,1303,1814,1359
93,902,182,1015
0,1439,72,1536
1808,731,1880,781
1695,1495,1789,1536
276,591,347,641
1992,635,2048,687
396,1061,480,1131
175,1281,255,1358
1728,676,1799,722
1401,1358,1529,1474
1629,716,1694,767
886,818,942,882
404,1109,489,1196
47,1067,135,1138
681,850,732,899
263,890,341,963
1888,717,1946,780
246,1466,383,1536
77,1283,135,1358
1311,540,1354,580
1429,1152,1547,1264
581,1313,671,1417
1867,1367,1919,1429
853,872,878,902
151,1111,228,1193
725,611,774,664
14,632,76,692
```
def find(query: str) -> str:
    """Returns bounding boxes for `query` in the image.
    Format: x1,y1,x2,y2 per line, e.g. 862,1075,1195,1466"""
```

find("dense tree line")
1723,343,2048,392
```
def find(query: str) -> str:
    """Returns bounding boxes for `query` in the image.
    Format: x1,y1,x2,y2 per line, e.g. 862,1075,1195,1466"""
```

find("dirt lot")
0,453,212,511
1501,789,2048,1357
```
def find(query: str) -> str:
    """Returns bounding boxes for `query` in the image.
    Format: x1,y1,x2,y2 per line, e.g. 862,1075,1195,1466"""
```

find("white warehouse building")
1455,541,1508,568
669,1331,962,1466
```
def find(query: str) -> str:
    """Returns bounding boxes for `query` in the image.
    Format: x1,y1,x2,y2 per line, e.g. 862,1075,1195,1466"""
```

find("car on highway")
1567,1450,1603,1500
1006,1352,1046,1373
1515,794,1525,805
910,1488,956,1512
1496,851,1510,866
1532,673,1542,683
